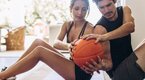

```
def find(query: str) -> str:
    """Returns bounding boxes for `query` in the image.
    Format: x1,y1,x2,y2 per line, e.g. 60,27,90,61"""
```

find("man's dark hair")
93,0,116,4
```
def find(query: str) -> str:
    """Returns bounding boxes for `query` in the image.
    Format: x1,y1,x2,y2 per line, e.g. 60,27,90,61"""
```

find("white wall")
126,0,145,49
49,24,62,45
7,0,25,27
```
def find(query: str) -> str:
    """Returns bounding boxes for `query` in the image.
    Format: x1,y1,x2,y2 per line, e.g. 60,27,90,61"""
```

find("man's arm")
94,26,112,71
103,6,135,41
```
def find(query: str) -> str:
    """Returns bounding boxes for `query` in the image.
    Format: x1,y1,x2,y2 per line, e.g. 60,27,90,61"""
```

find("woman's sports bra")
66,21,88,43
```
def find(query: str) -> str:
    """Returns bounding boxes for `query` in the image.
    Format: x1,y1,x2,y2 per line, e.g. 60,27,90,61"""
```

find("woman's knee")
35,46,44,52
32,46,45,57
33,39,45,46
34,46,51,55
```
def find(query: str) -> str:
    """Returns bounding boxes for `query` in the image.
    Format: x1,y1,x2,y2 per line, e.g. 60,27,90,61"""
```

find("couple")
0,0,145,80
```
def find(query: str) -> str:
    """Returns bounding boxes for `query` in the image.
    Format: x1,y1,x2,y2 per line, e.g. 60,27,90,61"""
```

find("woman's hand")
69,39,78,58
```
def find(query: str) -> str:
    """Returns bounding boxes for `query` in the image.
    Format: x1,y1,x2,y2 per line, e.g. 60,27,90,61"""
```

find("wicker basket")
5,27,25,50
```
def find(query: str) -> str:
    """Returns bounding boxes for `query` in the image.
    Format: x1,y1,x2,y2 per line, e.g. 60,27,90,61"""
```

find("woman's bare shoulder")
93,25,107,34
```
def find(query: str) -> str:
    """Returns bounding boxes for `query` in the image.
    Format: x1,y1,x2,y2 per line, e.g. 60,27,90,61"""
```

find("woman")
0,0,112,80
17,0,93,61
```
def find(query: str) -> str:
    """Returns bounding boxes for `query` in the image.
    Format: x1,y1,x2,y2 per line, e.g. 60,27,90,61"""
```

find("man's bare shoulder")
123,5,132,13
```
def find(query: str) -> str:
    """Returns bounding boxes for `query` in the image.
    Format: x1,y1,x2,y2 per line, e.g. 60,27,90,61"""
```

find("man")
93,0,134,78
82,0,144,79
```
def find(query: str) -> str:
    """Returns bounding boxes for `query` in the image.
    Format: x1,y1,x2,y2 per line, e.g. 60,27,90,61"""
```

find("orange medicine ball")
72,39,105,67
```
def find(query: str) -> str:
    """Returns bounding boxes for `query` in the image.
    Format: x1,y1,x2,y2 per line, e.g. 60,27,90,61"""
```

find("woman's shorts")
75,64,92,80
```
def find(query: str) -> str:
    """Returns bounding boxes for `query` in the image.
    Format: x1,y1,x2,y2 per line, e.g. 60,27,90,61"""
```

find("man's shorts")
75,64,92,80
112,52,145,80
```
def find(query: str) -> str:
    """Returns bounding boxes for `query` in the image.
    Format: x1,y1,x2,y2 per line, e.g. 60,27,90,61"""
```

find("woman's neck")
73,19,86,28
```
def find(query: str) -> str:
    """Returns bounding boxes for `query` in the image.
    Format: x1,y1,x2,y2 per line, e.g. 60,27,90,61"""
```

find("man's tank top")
66,21,88,43
95,6,133,77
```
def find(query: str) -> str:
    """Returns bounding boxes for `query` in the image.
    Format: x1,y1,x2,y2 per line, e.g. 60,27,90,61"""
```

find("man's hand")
81,34,108,43
81,56,106,74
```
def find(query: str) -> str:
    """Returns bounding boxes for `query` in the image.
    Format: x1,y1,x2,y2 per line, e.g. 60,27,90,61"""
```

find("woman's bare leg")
134,39,145,72
17,39,61,61
0,46,75,80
